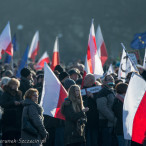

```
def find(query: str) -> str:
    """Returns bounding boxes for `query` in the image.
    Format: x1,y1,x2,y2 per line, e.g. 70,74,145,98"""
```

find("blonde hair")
68,85,84,112
7,78,20,87
24,88,39,99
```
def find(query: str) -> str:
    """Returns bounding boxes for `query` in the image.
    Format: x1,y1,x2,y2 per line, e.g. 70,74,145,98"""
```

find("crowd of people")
0,60,145,146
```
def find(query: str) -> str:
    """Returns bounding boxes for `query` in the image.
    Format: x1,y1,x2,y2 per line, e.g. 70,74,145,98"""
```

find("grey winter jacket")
21,99,48,146
96,87,116,127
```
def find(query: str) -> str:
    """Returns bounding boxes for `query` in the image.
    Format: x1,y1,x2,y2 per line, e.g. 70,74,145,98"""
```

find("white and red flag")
51,37,60,71
40,63,68,120
123,73,146,144
35,52,50,70
82,20,103,87
28,31,39,62
0,22,13,56
96,25,108,66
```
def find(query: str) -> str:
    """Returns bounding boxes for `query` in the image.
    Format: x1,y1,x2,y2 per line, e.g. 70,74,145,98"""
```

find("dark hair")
115,83,128,94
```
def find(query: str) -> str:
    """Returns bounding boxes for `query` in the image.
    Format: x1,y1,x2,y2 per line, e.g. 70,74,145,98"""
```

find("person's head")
0,77,11,88
24,88,39,104
7,78,20,91
4,70,13,78
37,74,44,85
59,71,69,83
54,65,64,73
20,67,32,80
115,82,128,96
103,75,115,88
63,78,76,91
68,68,80,81
84,74,95,87
68,85,83,112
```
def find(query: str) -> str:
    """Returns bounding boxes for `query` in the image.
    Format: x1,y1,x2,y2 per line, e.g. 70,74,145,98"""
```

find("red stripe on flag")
35,58,50,70
30,42,39,62
54,85,67,120
87,46,93,73
100,42,108,66
5,42,13,56
132,91,146,144
51,52,59,71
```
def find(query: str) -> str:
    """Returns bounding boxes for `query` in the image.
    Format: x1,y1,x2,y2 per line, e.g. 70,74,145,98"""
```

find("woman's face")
75,87,80,97
11,84,18,91
31,92,38,104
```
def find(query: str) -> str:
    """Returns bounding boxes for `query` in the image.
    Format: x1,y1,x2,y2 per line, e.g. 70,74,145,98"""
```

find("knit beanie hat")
20,68,31,78
64,78,76,90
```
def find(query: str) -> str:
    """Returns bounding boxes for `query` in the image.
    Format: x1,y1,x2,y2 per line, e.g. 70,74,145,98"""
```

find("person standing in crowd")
0,78,23,146
61,85,89,146
21,88,48,146
54,78,76,146
112,82,130,146
82,74,99,146
19,68,34,96
34,74,44,104
68,68,80,82
93,75,117,146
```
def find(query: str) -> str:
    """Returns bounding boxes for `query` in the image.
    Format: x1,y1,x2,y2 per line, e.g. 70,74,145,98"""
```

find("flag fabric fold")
107,64,114,75
96,25,108,66
123,73,146,144
143,48,146,69
35,51,50,70
51,37,60,71
28,31,39,62
40,63,68,120
118,49,137,80
0,22,13,56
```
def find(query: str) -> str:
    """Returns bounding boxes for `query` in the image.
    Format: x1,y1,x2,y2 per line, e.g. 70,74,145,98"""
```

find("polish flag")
51,37,60,71
0,22,13,56
96,25,108,66
40,63,68,120
123,73,146,144
81,20,103,88
28,31,39,62
35,52,50,70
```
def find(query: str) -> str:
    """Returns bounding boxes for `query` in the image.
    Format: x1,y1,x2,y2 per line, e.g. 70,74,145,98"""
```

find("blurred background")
0,0,145,64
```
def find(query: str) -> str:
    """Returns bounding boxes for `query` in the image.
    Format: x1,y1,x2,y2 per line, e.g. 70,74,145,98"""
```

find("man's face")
70,73,78,81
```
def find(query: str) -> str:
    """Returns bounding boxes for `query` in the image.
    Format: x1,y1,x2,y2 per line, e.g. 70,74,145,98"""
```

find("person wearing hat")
59,71,70,85
19,67,34,96
68,68,80,82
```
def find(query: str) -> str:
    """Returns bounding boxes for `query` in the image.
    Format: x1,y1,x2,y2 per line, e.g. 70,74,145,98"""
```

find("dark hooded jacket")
0,85,23,133
21,99,48,146
61,99,87,145
19,77,33,96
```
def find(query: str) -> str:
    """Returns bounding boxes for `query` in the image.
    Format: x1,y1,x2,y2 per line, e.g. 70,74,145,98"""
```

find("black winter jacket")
61,99,86,145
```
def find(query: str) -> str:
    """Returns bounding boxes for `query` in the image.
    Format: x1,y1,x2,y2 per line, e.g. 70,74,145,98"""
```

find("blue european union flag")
131,32,146,49
16,45,29,78
12,34,19,52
